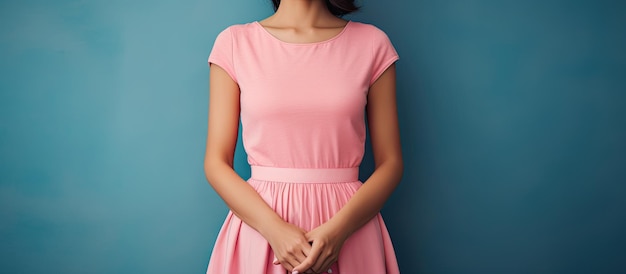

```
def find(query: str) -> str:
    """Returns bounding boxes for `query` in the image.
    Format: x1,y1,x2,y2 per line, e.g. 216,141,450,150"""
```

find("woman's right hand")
263,221,312,272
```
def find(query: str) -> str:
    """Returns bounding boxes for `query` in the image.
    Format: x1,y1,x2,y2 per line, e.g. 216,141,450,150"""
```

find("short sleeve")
370,28,399,86
208,27,237,83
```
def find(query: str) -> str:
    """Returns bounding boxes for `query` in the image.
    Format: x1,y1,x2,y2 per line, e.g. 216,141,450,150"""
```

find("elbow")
386,153,403,187
375,155,403,187
203,158,214,185
393,157,404,186
203,154,234,185
203,157,221,185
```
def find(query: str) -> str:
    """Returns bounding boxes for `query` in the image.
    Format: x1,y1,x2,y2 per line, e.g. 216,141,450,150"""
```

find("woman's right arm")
204,64,311,272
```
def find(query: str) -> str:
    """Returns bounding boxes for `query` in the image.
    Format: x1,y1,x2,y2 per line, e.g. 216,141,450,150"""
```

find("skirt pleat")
206,179,400,274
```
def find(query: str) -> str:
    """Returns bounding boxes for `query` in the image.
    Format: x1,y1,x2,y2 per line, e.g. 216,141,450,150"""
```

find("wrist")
257,215,287,239
324,217,352,242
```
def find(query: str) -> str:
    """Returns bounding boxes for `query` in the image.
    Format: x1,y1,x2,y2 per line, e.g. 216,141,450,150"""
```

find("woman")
204,0,402,273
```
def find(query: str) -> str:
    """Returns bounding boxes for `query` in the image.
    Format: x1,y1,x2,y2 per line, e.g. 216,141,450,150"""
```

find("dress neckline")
253,20,352,46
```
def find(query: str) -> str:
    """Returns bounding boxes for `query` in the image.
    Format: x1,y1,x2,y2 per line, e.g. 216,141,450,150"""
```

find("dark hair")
271,0,359,16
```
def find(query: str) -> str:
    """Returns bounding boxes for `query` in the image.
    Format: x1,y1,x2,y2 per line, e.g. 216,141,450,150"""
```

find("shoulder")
214,22,257,38
347,21,393,41
211,22,258,49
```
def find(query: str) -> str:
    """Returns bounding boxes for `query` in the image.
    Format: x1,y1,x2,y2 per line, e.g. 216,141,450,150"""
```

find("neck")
272,0,337,26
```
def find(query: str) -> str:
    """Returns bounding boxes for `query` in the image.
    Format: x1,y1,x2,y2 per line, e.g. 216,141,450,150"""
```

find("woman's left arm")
294,64,403,274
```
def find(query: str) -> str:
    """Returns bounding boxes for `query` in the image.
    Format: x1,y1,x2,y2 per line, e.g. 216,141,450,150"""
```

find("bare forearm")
327,159,403,237
204,160,284,237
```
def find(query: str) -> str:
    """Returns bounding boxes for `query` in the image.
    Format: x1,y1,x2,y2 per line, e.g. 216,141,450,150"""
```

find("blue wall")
1,0,624,273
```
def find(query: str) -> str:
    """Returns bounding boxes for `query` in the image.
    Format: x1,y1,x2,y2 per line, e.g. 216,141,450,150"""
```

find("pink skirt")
206,166,400,274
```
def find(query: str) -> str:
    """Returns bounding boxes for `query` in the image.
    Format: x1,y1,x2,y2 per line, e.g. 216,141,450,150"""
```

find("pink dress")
207,20,400,273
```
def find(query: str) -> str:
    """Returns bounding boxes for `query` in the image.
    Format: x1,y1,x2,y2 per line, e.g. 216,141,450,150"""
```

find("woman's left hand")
292,222,349,274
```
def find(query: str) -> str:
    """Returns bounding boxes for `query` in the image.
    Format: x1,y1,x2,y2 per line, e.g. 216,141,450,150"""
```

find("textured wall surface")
1,0,624,273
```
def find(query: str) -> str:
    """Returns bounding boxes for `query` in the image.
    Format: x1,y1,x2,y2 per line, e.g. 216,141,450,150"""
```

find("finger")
315,257,336,274
290,240,313,271
275,255,298,272
311,254,331,273
294,250,308,266
278,259,295,272
301,241,312,257
292,242,322,273
285,253,304,272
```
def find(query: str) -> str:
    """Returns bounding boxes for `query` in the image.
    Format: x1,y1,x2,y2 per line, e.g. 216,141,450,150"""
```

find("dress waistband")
250,166,359,183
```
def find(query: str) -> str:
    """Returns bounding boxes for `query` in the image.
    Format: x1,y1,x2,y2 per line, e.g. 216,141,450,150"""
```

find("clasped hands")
265,221,348,274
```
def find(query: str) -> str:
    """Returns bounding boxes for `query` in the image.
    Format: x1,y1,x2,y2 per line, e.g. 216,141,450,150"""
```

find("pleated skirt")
206,166,400,274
